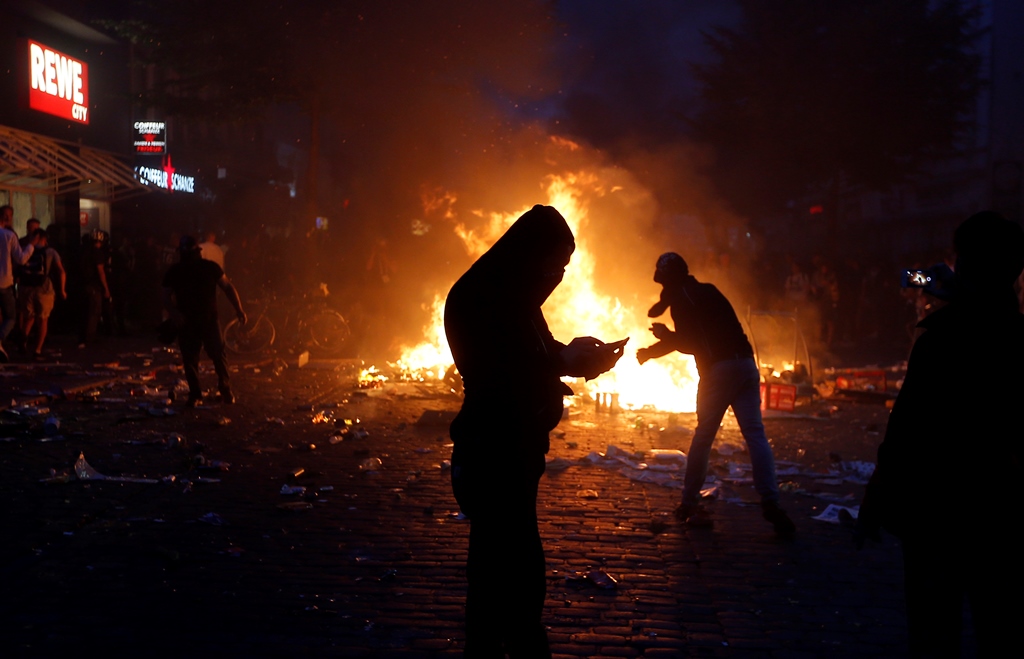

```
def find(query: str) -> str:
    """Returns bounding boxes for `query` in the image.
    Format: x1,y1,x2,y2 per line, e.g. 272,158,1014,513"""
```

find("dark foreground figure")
859,212,1024,658
636,252,795,535
444,205,624,658
162,236,247,406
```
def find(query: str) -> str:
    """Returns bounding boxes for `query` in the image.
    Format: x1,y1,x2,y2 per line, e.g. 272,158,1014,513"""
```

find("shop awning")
0,124,149,201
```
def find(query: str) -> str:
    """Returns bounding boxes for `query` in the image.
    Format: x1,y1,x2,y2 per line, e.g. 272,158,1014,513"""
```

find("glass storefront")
0,185,55,235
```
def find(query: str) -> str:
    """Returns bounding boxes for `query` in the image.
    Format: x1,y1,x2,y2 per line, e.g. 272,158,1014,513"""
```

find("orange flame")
399,172,699,412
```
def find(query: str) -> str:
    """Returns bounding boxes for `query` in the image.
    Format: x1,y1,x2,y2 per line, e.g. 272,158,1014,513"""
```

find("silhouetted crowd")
0,207,246,361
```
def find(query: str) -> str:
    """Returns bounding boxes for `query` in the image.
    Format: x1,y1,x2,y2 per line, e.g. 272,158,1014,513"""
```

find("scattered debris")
198,512,227,525
359,458,383,472
647,448,687,466
74,452,105,480
278,501,314,511
565,569,618,590
811,504,859,524
840,460,876,484
545,457,573,472
416,409,457,426
699,485,720,500
43,415,61,436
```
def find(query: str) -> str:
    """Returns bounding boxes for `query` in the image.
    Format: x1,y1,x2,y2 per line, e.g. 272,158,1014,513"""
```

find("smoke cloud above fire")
300,0,753,356
79,0,753,359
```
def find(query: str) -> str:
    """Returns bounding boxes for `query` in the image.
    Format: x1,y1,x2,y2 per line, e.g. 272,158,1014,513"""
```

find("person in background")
811,257,840,350
19,218,40,250
77,231,110,348
637,252,796,536
163,235,246,407
199,230,225,270
111,236,135,335
444,204,625,658
784,258,811,307
0,205,39,362
857,211,1024,657
17,228,66,359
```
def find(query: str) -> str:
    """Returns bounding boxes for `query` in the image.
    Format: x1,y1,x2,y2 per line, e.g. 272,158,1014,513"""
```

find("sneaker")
185,394,202,408
762,500,796,537
218,387,235,405
675,502,714,527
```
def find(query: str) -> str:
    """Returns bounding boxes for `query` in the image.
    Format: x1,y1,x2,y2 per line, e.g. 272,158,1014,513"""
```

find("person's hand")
648,299,668,318
636,346,651,365
562,337,627,380
28,233,42,247
650,322,672,341
59,289,67,300
103,289,112,301
590,338,627,377
561,336,601,376
237,311,248,327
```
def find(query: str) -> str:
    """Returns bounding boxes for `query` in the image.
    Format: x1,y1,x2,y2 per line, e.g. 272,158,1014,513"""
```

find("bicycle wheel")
223,315,276,354
305,310,350,356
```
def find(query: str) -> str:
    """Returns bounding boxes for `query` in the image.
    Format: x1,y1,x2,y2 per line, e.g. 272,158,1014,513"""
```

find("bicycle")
222,283,350,356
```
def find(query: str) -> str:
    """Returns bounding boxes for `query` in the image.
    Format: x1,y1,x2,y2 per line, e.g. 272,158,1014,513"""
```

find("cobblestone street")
0,341,921,658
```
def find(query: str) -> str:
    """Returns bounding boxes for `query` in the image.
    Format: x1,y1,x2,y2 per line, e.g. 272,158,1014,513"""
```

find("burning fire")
392,171,700,413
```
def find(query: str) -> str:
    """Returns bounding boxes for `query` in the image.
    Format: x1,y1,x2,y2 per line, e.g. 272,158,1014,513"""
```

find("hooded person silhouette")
858,211,1024,657
444,204,625,658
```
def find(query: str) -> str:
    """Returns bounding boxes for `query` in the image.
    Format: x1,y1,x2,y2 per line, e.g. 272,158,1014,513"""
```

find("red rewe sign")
27,40,89,124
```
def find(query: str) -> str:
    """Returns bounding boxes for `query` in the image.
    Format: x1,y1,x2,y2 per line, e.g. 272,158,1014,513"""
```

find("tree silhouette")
691,0,982,219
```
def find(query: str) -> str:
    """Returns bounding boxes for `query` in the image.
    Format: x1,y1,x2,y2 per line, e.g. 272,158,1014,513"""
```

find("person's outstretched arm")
218,275,247,325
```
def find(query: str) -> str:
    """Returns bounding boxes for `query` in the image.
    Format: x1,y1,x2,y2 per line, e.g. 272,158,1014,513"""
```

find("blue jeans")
0,286,15,341
682,357,780,505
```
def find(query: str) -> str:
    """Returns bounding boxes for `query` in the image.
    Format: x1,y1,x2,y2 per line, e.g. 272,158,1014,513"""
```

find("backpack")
20,247,51,289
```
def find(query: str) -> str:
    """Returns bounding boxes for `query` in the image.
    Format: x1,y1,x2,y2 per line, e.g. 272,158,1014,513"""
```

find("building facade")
0,2,146,250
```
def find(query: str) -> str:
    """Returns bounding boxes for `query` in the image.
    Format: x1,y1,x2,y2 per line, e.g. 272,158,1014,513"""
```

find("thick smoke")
77,0,765,359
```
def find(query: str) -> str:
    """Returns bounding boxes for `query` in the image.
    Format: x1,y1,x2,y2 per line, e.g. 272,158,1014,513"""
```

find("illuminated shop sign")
27,40,89,124
135,156,195,194
133,121,167,154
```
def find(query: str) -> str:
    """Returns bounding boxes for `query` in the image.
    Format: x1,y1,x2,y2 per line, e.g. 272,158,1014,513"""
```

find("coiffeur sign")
133,121,167,154
27,40,89,124
135,155,195,194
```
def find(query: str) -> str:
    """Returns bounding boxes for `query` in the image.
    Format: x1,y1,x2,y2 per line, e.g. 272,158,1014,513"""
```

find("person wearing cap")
445,204,626,658
162,235,247,406
637,252,795,535
857,211,1024,656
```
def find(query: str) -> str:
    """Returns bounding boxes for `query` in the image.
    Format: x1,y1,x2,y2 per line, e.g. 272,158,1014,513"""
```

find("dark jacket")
859,292,1024,539
646,275,753,374
444,205,575,462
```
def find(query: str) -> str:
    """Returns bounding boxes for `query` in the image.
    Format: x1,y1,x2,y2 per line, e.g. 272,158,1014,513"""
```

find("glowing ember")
762,361,797,380
398,172,700,413
358,365,389,389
